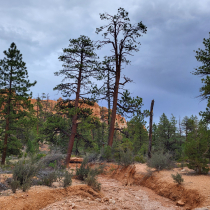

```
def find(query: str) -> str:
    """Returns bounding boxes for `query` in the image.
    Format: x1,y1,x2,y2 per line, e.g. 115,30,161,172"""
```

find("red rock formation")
30,98,127,128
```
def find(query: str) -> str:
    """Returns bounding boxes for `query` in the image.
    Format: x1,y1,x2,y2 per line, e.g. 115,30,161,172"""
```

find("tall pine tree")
0,42,36,164
54,35,99,166
192,33,210,122
96,7,147,146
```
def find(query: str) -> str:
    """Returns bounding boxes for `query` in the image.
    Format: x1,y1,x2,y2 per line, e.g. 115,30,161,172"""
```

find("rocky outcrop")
100,106,127,129
30,98,127,129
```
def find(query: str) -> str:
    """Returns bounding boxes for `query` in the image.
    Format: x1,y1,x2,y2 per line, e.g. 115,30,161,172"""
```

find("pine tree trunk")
65,114,78,166
1,73,12,165
75,137,79,156
1,116,10,165
65,57,83,167
107,70,111,126
108,65,120,146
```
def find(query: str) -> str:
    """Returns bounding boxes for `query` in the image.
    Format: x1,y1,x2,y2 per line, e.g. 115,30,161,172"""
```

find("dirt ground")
152,165,210,209
0,163,210,210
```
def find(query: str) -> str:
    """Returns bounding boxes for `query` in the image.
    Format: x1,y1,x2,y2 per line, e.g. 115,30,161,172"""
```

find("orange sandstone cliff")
30,98,127,129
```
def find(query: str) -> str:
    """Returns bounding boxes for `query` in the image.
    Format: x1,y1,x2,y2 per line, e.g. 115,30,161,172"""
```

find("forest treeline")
0,8,210,174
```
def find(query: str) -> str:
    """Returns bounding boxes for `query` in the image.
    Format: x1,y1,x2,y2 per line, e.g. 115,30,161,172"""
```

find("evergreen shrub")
34,153,46,162
85,171,101,191
13,160,41,185
134,155,146,163
10,179,20,193
76,158,90,180
117,149,134,166
85,152,100,163
22,180,31,192
184,128,210,174
75,158,103,191
171,173,184,185
39,153,64,168
101,146,113,162
40,171,58,187
63,171,72,188
12,159,42,192
147,150,175,170
49,161,57,168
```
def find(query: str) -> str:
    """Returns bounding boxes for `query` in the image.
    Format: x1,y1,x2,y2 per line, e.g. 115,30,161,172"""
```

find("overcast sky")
0,0,210,124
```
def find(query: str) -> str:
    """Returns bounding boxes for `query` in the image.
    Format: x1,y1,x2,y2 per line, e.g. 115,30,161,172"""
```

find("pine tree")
54,35,99,166
184,121,210,174
181,115,198,140
192,32,210,100
126,115,148,155
96,7,147,147
0,42,36,164
192,33,210,122
155,113,180,153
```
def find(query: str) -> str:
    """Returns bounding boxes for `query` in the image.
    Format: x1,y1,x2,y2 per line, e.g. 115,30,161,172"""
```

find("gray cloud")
0,0,209,124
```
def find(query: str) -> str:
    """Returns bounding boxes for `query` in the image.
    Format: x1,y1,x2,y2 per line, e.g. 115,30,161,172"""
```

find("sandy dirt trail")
42,175,183,210
1,163,209,209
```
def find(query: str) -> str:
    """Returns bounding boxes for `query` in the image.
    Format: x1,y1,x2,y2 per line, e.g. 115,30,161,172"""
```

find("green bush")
75,158,104,180
134,155,146,163
147,150,175,171
0,136,22,157
75,158,103,191
171,173,184,185
184,127,210,174
18,152,23,159
139,143,148,156
22,180,31,192
49,161,57,168
10,179,20,193
5,157,12,166
101,146,112,162
187,158,209,174
85,171,101,191
76,158,90,180
40,171,58,187
39,153,64,169
36,153,46,161
26,138,39,155
117,149,134,167
13,159,41,187
85,152,100,163
112,138,134,163
63,171,72,188
29,153,47,165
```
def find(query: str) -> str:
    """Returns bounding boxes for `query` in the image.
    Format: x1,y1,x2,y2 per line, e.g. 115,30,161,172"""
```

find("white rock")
111,199,115,204
176,199,185,206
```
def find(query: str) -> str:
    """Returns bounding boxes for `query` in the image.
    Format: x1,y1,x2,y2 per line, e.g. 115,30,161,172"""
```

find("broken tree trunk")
148,99,154,159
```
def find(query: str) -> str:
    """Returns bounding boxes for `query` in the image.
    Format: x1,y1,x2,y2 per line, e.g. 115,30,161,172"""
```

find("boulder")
176,199,185,206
